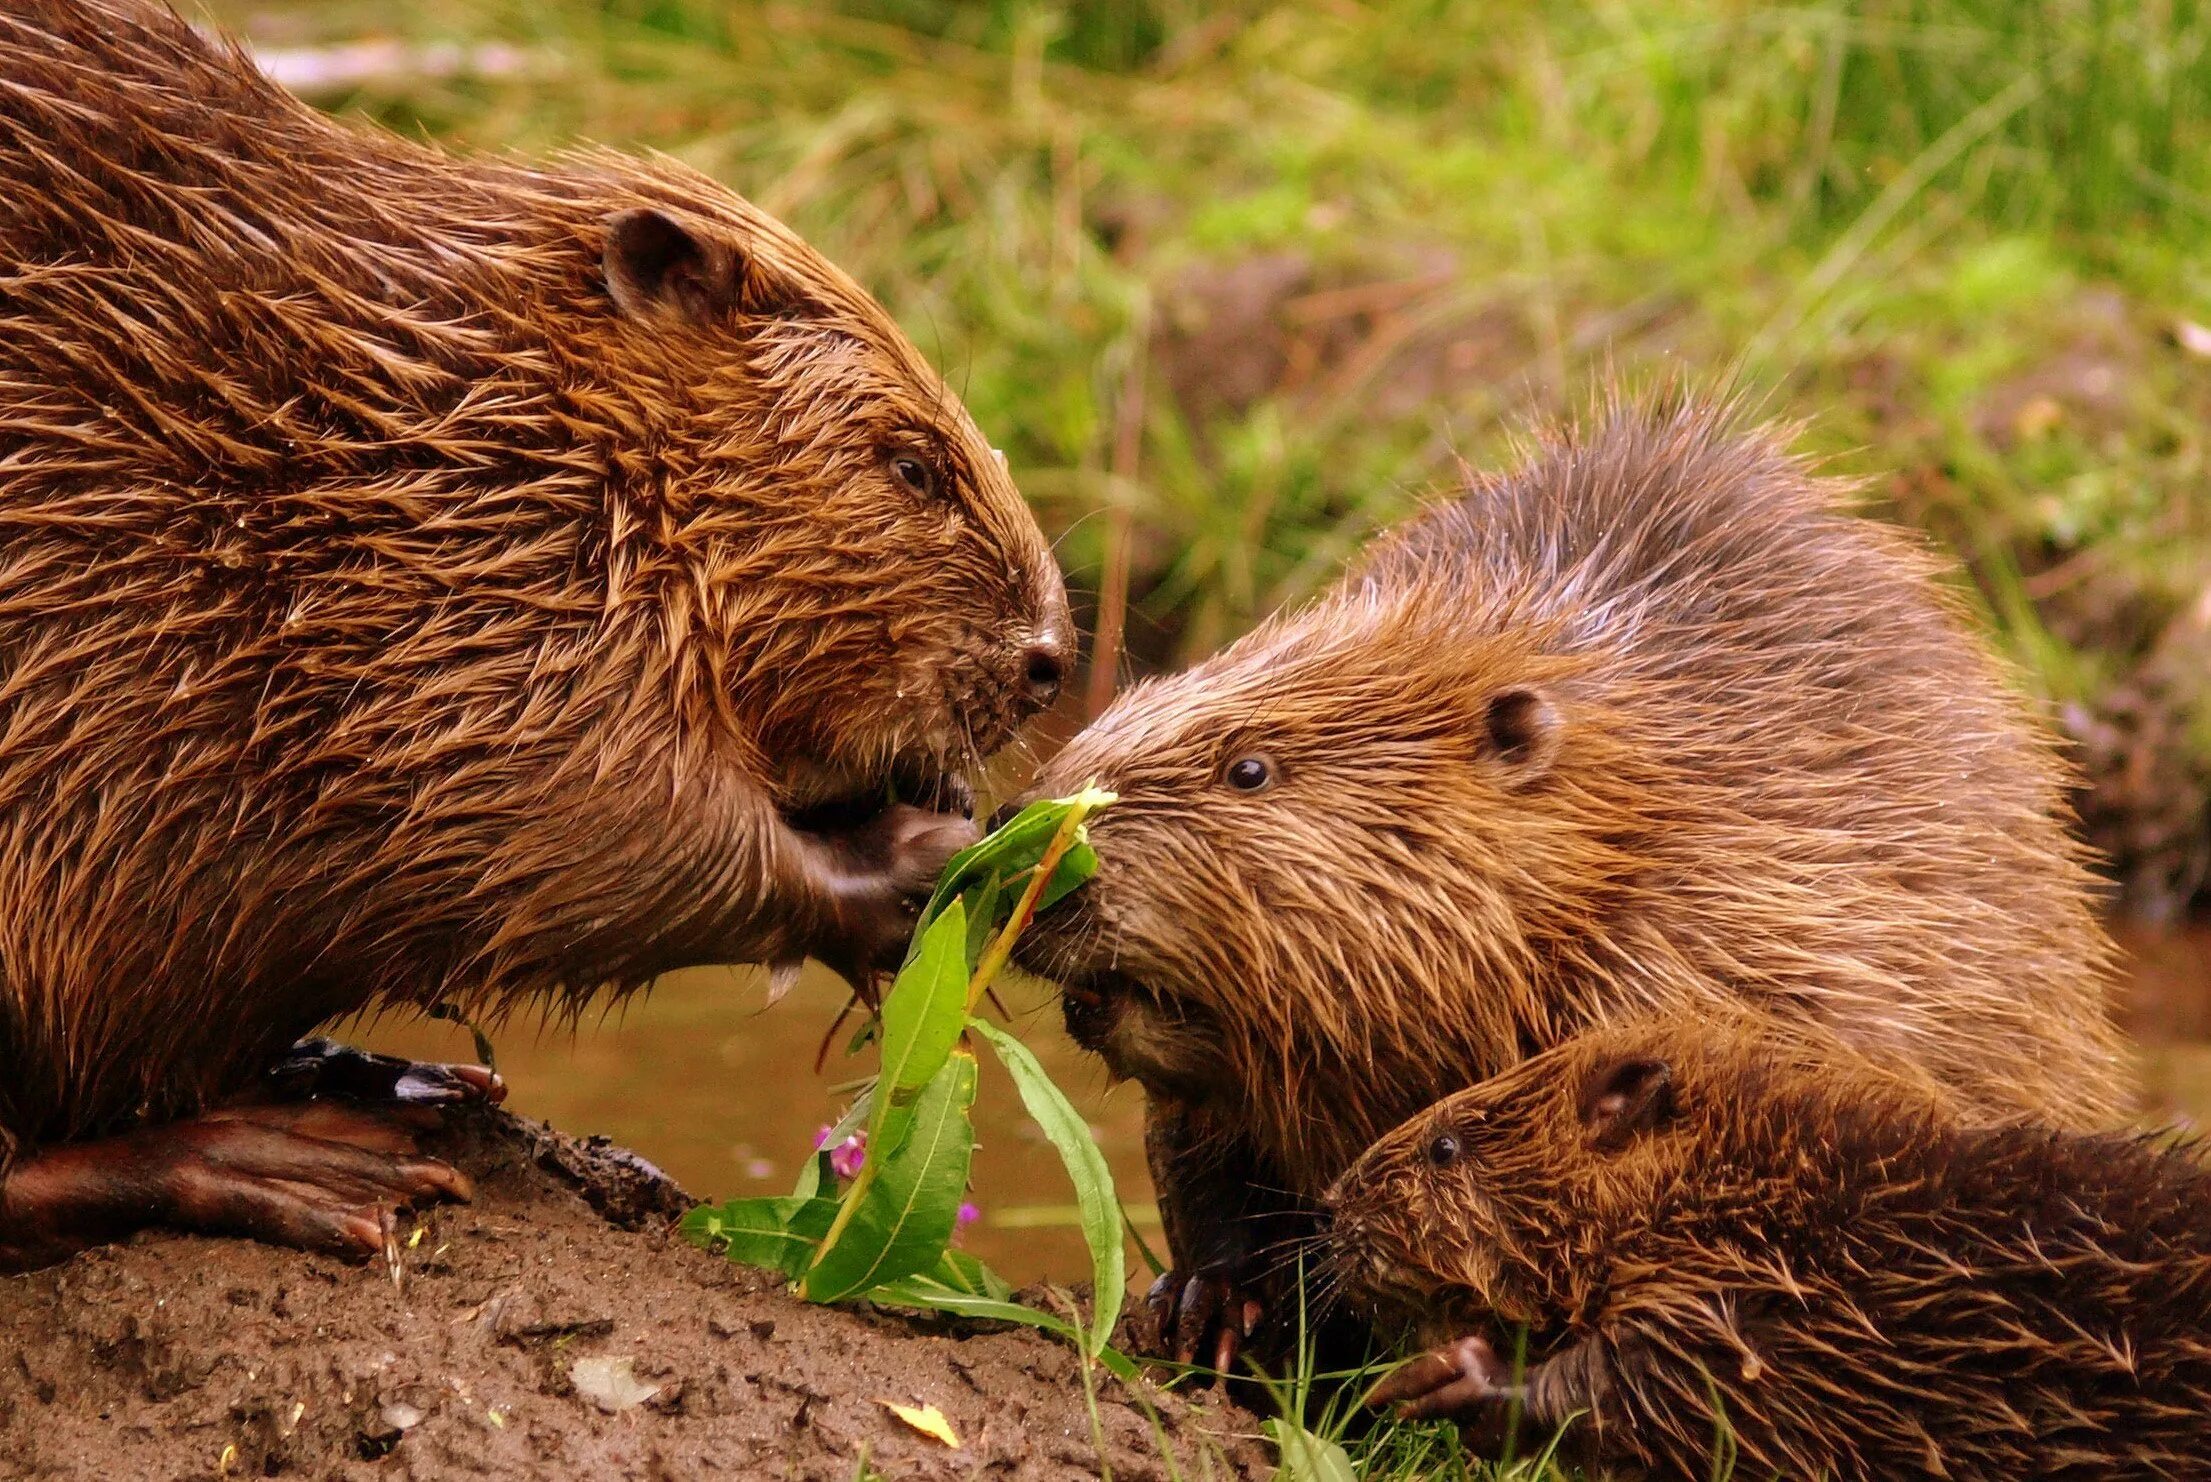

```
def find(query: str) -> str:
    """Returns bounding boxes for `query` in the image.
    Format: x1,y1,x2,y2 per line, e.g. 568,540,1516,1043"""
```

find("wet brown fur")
1328,1016,2211,1480
0,2,1065,1166
1019,393,2124,1277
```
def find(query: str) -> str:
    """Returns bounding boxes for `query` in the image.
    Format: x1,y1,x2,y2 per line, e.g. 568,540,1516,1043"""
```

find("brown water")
364,964,1161,1289
366,925,2211,1292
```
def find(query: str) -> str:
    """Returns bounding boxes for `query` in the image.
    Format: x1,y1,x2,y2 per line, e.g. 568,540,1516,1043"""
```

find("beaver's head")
1320,1014,1954,1346
1011,572,1646,1187
1315,1031,1663,1344
574,189,1072,815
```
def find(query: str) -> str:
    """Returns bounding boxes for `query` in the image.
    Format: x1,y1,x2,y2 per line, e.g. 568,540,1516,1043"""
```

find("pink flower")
827,1133,868,1180
956,1201,980,1228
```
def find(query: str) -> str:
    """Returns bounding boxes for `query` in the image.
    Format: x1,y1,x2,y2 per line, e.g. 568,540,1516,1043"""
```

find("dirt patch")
0,1109,1269,1481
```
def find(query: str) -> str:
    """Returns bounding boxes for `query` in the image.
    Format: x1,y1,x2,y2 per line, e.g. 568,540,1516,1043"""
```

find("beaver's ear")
1479,687,1561,784
602,207,754,324
1579,1056,1674,1150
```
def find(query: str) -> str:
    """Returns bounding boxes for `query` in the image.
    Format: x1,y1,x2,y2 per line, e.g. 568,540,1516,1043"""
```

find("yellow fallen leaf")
879,1399,961,1448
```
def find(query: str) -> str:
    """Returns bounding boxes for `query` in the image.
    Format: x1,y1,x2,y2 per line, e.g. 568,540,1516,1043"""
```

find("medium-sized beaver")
0,0,1068,1268
1011,394,2126,1364
1328,1015,2211,1481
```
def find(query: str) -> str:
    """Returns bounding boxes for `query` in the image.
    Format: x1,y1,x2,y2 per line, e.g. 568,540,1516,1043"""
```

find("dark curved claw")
1145,1264,1263,1374
263,1037,506,1108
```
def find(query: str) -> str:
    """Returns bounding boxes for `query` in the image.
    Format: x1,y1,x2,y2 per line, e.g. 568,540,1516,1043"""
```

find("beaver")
0,0,1069,1268
1011,394,2126,1364
1328,1015,2211,1480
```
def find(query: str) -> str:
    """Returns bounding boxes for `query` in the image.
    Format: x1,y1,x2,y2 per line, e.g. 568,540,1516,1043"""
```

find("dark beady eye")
1223,753,1276,792
1427,1133,1461,1168
889,453,938,498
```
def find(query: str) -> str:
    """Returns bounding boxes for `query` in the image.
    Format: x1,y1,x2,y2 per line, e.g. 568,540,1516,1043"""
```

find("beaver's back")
1644,1039,2211,1477
1357,401,2124,1126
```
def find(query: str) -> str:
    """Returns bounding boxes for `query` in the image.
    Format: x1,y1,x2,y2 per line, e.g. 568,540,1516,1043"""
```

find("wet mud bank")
0,1109,1266,1480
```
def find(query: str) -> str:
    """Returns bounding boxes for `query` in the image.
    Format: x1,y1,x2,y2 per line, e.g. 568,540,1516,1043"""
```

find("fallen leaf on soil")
879,1399,961,1447
570,1356,661,1413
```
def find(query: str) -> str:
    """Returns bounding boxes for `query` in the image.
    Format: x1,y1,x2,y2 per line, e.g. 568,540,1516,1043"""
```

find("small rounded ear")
602,207,745,324
1579,1056,1674,1151
1480,687,1561,783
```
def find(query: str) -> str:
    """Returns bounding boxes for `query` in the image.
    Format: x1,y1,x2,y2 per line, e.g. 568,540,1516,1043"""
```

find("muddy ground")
0,1109,1269,1481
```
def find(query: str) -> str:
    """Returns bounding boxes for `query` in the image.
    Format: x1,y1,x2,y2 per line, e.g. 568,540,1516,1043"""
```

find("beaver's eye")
1427,1133,1461,1168
889,454,938,499
1223,754,1275,792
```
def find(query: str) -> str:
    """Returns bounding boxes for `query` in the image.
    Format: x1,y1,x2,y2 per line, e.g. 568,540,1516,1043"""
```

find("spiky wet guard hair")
1023,393,2123,1199
0,0,1060,1157
1333,1015,2211,1481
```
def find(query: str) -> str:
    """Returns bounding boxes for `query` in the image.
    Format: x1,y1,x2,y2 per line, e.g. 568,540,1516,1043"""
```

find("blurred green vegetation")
214,0,2211,914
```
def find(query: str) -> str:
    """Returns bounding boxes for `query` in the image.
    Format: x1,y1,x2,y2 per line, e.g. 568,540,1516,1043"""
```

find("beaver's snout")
1015,637,1069,715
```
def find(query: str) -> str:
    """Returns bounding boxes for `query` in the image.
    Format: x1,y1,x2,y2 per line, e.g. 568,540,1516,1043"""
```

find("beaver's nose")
1016,637,1068,715
988,797,1027,832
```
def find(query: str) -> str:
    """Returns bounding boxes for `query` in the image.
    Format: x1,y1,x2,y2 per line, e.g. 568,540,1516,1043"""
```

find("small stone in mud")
570,1356,660,1414
379,1400,425,1433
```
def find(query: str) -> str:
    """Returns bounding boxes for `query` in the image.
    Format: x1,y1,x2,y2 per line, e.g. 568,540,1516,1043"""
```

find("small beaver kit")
1327,1016,2211,1481
1012,393,2125,1362
0,0,1068,1267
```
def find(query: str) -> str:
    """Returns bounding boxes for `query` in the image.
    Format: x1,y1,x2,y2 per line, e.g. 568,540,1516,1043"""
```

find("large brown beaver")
1329,1015,2211,1480
0,0,1069,1268
1012,395,2126,1364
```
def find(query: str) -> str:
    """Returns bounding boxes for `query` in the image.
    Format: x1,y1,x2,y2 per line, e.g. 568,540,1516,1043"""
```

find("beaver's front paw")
1365,1335,1527,1441
1145,1263,1266,1374
796,803,979,987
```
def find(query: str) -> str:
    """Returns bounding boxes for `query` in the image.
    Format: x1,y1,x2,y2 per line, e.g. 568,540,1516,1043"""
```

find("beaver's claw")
262,1037,505,1108
1146,1264,1264,1374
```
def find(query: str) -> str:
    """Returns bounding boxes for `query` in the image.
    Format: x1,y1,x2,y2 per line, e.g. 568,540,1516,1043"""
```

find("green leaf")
790,1149,829,1202
1036,839,1099,911
970,1020,1126,1354
803,1050,979,1302
869,900,970,1158
927,1247,1012,1300
869,1276,1140,1382
1262,1420,1358,1482
678,1196,838,1279
920,800,1064,925
960,872,1005,965
871,1274,1078,1336
918,788,1114,930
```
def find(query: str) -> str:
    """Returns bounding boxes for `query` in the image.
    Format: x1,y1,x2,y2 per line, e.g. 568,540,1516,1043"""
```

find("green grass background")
213,0,2211,919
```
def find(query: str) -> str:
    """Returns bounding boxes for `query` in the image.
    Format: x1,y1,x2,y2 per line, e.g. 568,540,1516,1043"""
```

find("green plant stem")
965,796,1097,1012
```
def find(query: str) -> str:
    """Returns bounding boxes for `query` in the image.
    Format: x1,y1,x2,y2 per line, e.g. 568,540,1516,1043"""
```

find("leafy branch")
682,789,1130,1372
